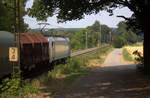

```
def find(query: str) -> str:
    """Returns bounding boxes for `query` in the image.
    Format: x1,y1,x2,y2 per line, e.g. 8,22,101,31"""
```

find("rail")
71,45,110,57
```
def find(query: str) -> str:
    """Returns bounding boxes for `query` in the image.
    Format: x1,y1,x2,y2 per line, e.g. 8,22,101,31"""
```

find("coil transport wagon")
0,31,14,78
18,33,49,71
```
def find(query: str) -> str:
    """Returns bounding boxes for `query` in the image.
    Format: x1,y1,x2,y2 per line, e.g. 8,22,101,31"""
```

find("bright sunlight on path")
54,49,150,98
103,48,124,66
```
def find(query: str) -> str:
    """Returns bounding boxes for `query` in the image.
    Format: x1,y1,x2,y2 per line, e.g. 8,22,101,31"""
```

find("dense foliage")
112,21,138,48
112,36,127,48
0,71,38,97
0,0,28,32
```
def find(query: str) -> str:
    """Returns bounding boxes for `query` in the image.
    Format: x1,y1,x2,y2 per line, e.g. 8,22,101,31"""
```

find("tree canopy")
112,21,138,48
28,0,149,32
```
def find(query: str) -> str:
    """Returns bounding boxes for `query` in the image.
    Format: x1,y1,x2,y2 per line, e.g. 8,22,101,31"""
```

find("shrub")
133,50,144,65
133,50,144,71
0,71,22,96
0,71,38,97
47,57,86,78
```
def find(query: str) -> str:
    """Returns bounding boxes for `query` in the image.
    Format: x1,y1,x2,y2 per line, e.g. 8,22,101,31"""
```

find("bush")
133,50,144,65
112,36,127,48
0,71,38,97
0,71,22,96
133,50,144,72
47,57,86,78
62,58,86,74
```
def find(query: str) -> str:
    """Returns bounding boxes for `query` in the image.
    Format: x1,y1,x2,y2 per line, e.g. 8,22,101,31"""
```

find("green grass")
122,48,133,62
88,46,114,64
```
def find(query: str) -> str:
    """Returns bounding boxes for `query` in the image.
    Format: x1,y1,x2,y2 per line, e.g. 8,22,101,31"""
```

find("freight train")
0,31,70,78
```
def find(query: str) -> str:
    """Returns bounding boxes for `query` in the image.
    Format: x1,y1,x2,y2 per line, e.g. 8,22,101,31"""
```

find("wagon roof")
17,33,48,45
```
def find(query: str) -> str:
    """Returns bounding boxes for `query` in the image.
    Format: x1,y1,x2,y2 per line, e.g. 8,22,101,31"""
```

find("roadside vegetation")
0,71,38,97
122,48,133,62
123,43,144,72
87,46,114,67
122,42,143,64
112,22,142,48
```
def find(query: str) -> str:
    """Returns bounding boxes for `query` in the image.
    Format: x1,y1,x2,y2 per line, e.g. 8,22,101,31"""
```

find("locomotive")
0,31,70,78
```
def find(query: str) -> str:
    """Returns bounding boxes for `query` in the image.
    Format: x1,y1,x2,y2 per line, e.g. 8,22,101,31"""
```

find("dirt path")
53,49,150,98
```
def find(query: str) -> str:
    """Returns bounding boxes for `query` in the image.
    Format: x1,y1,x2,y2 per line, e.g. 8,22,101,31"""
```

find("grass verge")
87,46,114,66
122,48,133,62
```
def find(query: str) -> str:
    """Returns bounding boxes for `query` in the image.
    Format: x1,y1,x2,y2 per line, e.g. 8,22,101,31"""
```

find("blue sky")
24,0,133,29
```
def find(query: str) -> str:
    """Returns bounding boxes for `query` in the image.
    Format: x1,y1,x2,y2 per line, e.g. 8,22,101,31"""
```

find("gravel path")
53,49,150,98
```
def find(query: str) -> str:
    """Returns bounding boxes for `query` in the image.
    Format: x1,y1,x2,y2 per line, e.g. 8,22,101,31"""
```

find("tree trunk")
142,9,150,73
143,23,150,73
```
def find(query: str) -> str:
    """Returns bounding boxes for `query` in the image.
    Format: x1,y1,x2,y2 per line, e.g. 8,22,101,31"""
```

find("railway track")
71,45,110,57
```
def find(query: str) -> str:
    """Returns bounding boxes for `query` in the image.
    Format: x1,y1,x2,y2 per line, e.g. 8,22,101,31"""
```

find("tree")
28,0,150,72
87,20,101,47
71,29,87,50
0,1,14,31
112,36,127,48
0,0,28,32
101,25,111,43
117,21,138,44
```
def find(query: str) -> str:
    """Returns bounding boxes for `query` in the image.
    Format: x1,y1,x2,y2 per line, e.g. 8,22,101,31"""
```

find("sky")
24,0,133,29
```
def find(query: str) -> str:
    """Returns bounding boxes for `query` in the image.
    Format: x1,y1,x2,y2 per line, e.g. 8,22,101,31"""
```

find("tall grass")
88,46,114,64
43,56,89,84
132,42,143,46
122,48,133,62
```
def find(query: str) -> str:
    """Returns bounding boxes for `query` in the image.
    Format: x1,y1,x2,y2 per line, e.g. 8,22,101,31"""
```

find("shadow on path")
38,49,150,98
56,64,150,98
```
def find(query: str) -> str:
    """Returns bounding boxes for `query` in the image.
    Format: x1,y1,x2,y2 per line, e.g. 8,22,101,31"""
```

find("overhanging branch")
117,15,130,21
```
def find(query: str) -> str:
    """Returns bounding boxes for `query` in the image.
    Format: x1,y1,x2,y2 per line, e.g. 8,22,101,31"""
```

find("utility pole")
14,0,17,33
13,0,21,71
2,0,21,72
109,31,112,45
86,32,88,49
99,24,101,47
17,0,21,69
17,0,20,33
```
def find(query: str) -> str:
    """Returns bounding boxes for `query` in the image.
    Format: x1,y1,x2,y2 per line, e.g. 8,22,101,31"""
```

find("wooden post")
86,32,88,49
